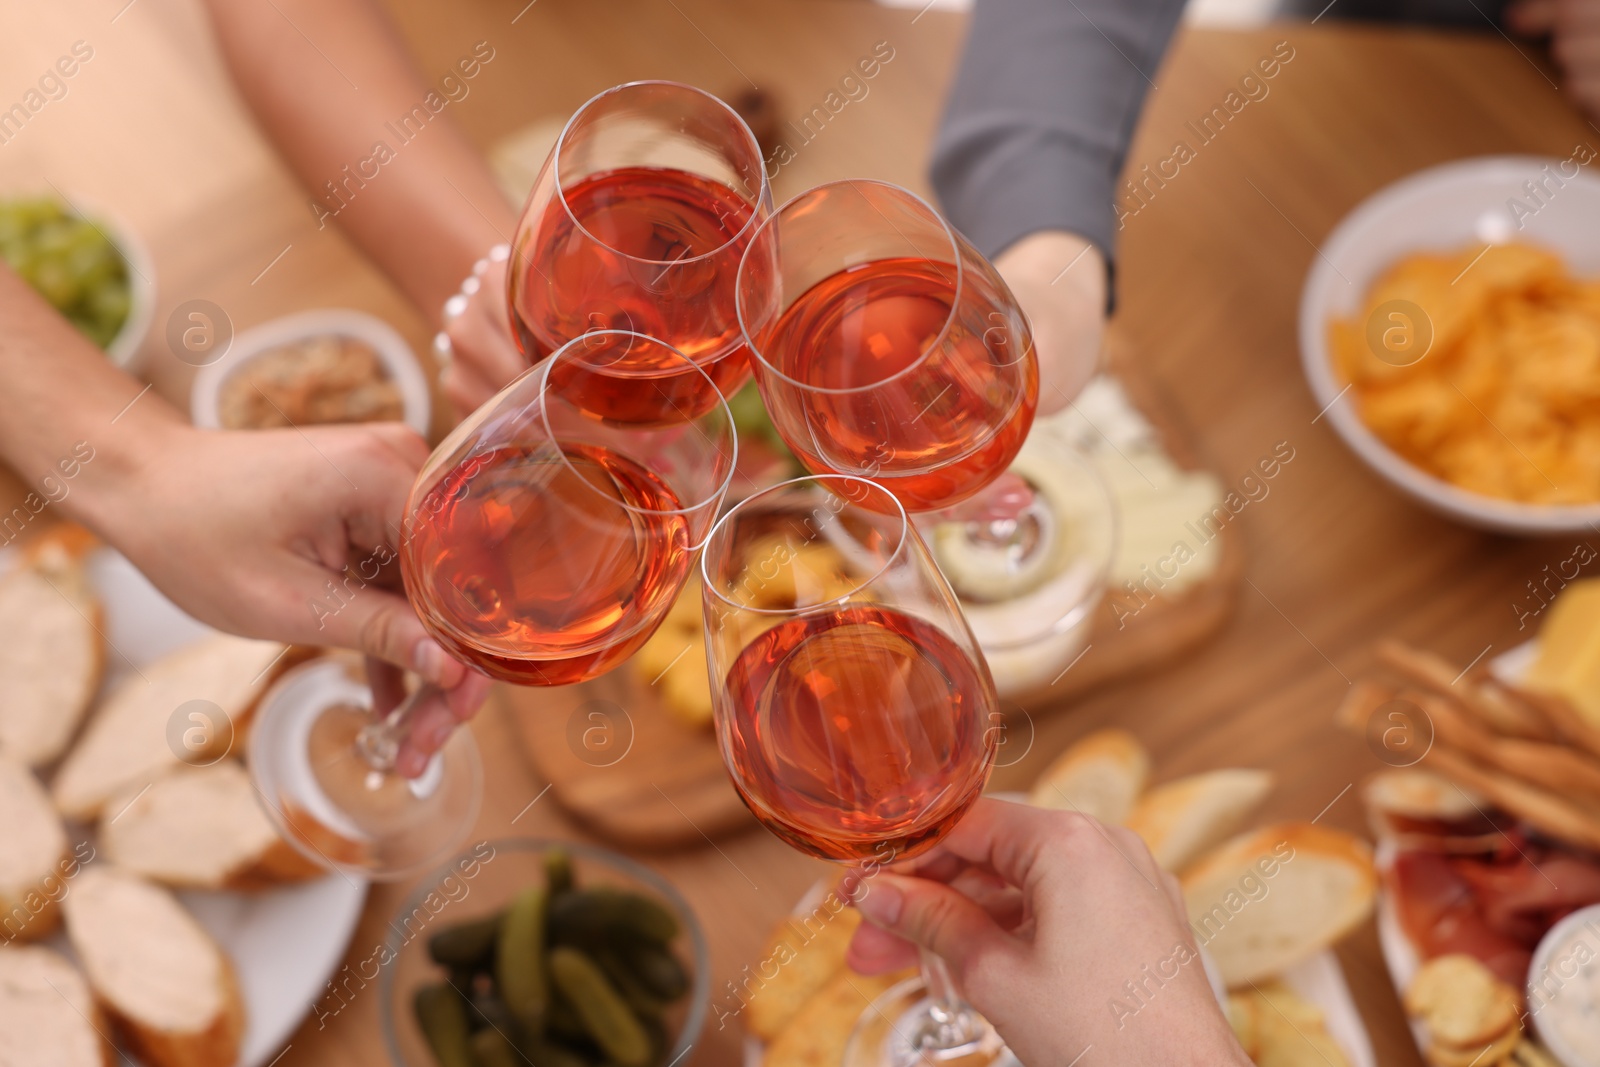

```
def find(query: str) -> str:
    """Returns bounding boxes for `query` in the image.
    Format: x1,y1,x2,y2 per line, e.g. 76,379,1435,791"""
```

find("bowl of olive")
0,195,155,369
379,838,710,1067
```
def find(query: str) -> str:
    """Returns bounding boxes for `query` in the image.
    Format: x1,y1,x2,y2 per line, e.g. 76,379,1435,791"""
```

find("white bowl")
1298,155,1600,535
90,207,157,371
190,308,431,437
1527,902,1600,1067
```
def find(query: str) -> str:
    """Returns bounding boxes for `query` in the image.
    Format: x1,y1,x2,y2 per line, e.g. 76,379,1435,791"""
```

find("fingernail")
396,748,427,779
855,880,904,926
413,639,453,684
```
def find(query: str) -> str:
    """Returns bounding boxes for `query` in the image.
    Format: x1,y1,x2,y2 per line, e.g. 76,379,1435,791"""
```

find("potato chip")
1335,242,1600,504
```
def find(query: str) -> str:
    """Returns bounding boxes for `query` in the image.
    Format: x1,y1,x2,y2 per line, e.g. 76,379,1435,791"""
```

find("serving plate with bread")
0,529,365,1067
1337,584,1600,1067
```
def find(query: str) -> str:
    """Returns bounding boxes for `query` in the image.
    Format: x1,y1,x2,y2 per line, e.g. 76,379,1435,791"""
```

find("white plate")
2,546,367,1067
1298,155,1600,535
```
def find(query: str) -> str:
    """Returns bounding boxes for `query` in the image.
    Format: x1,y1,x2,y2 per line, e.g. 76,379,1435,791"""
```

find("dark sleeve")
931,0,1186,269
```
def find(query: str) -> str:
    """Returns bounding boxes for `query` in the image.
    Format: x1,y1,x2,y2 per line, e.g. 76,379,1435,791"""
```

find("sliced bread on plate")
63,866,244,1067
100,761,320,890
1026,728,1150,824
53,634,289,820
0,530,104,768
1183,822,1376,988
0,754,70,941
0,944,115,1067
1125,768,1274,873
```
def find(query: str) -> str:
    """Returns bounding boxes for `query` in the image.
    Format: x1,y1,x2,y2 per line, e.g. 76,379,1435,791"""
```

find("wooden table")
1,3,1592,1065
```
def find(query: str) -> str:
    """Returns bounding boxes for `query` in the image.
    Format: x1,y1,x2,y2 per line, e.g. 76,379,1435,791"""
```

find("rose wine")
512,165,756,423
402,442,690,686
755,256,1038,511
718,603,997,862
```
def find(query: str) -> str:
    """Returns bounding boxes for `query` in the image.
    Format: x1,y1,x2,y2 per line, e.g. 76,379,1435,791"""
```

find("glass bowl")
379,838,710,1067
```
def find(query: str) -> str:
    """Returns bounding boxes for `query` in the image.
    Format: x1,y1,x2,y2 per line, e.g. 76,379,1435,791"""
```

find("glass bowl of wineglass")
735,179,1037,514
378,837,711,1067
701,473,1008,1066
249,331,736,881
509,80,773,424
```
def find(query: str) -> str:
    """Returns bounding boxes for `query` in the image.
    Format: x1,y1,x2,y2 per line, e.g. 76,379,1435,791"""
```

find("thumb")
318,585,466,692
854,873,1014,983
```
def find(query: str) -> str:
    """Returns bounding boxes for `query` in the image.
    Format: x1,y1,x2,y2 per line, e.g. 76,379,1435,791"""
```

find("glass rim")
735,179,967,396
551,79,770,268
536,330,738,525
699,473,910,616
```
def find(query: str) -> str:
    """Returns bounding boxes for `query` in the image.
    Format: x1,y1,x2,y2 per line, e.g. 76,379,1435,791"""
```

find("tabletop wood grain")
2,2,1593,1065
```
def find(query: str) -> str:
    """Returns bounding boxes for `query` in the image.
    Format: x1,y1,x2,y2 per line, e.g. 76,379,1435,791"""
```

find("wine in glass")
701,474,1007,1064
250,332,736,879
735,180,1038,512
509,80,773,424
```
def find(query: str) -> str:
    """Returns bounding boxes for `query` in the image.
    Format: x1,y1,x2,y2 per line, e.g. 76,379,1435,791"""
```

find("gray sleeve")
931,0,1186,270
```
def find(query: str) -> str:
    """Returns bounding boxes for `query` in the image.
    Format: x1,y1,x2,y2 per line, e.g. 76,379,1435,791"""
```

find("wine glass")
734,179,1038,513
700,474,1007,1064
250,331,736,880
508,80,773,424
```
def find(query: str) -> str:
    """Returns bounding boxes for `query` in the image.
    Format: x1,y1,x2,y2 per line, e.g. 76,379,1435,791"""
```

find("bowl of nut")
379,838,709,1067
190,308,431,436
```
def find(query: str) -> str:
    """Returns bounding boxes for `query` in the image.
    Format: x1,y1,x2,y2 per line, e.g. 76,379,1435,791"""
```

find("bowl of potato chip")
1300,155,1600,534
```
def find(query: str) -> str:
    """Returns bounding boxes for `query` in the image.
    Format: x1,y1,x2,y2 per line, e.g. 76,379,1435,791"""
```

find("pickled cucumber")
429,914,502,971
496,887,549,1030
592,948,665,1019
549,947,653,1067
623,944,690,1001
544,848,575,898
470,1030,522,1067
414,984,474,1067
0,197,131,351
548,888,679,947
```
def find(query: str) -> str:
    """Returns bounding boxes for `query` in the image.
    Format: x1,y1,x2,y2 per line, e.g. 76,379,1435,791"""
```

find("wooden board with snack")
0,527,365,1067
1334,579,1600,1067
509,349,1247,850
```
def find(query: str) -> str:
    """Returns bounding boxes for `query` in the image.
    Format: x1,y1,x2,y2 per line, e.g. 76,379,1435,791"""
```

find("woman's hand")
994,230,1108,416
848,798,1249,1067
439,253,528,417
88,420,490,776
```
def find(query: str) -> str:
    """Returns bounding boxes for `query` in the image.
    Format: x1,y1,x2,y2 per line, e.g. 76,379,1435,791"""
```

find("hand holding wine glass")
847,798,1252,1067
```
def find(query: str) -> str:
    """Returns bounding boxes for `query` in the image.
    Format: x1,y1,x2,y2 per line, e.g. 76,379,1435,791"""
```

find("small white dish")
1528,904,1600,1067
89,206,157,372
190,308,431,437
1298,155,1600,535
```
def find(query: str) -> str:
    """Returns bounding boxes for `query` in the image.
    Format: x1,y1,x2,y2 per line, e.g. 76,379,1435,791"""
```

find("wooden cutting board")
506,341,1244,849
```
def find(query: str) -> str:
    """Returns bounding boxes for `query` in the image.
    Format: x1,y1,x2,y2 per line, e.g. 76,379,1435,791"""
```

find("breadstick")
1406,690,1600,804
1421,746,1600,853
1499,683,1600,762
1335,680,1396,733
1376,642,1549,740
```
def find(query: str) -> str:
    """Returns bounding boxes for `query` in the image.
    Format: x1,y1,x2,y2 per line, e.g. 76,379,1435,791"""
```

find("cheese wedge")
1525,578,1600,726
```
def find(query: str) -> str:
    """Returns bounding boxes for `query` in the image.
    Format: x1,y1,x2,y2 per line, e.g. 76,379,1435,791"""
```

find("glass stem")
918,948,979,1050
354,682,439,774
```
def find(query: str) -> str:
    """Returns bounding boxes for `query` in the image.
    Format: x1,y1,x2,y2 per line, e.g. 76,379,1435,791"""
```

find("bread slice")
101,762,320,890
0,531,104,767
0,944,115,1067
52,633,289,820
62,866,244,1067
1125,769,1274,873
0,755,70,942
1026,728,1150,824
1362,767,1485,837
1183,822,1376,987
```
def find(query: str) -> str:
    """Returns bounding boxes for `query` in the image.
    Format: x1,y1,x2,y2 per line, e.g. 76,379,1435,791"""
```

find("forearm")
201,0,516,320
932,0,1186,274
0,265,184,536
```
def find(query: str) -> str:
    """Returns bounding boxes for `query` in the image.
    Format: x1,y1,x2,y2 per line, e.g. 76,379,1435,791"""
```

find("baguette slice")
53,634,289,820
1026,728,1150,824
1183,823,1376,987
1362,767,1485,838
101,762,320,890
0,530,104,767
1125,769,1274,873
62,866,244,1067
0,944,115,1067
0,755,70,941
